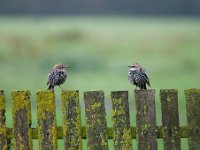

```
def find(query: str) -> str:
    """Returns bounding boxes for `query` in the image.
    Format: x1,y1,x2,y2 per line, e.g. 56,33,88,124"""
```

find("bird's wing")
146,77,151,87
47,70,54,85
47,75,50,85
140,68,151,87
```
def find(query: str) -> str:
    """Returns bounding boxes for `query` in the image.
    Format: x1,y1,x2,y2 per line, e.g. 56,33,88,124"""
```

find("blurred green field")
0,16,200,149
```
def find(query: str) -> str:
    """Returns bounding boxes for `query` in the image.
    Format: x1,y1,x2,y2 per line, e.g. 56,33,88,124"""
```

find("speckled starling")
128,63,150,90
47,64,69,91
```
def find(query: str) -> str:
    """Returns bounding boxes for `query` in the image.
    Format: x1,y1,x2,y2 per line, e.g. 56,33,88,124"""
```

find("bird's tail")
47,84,54,91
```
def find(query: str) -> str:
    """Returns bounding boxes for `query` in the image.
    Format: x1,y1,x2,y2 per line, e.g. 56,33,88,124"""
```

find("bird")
47,64,69,91
128,63,150,90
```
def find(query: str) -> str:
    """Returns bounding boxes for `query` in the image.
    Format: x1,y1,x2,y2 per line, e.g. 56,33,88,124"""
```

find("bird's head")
53,64,69,70
128,63,141,71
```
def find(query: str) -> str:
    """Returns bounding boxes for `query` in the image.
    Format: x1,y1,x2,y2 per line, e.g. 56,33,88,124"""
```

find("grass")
0,15,200,149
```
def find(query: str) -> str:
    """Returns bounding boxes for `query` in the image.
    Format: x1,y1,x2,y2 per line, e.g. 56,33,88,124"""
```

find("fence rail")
0,89,200,150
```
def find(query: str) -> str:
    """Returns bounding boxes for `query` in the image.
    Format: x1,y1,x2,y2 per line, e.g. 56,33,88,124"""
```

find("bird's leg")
59,85,65,91
135,86,140,90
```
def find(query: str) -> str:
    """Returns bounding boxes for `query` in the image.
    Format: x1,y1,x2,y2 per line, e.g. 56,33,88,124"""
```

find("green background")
0,16,200,149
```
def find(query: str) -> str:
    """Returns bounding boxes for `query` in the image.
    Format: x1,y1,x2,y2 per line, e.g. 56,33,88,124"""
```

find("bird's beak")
128,65,131,68
65,66,70,68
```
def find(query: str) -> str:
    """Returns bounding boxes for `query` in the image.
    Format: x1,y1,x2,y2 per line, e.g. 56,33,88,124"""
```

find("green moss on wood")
2,125,196,141
0,90,7,150
107,127,113,139
131,127,136,139
111,91,132,150
36,91,56,121
121,128,132,149
0,91,5,110
185,88,200,95
61,90,82,150
56,126,63,139
12,90,32,150
135,89,157,150
160,89,180,150
2,89,200,150
32,128,38,139
157,126,163,138
81,127,87,139
84,91,108,150
179,125,189,138
0,126,6,134
185,89,200,149
36,91,57,150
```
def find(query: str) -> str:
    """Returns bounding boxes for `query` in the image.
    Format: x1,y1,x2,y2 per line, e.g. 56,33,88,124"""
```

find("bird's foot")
59,85,65,92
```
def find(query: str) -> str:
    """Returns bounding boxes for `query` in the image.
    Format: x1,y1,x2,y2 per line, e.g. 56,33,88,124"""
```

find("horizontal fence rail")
0,89,200,150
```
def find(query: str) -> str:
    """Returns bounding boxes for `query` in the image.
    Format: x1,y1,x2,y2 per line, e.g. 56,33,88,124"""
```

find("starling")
128,63,150,90
47,64,69,91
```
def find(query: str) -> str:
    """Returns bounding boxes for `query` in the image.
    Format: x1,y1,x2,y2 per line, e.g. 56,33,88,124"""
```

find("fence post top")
11,90,30,96
36,90,54,95
84,90,104,94
12,90,30,93
61,90,79,93
160,89,178,93
134,89,155,93
184,88,200,94
111,91,128,94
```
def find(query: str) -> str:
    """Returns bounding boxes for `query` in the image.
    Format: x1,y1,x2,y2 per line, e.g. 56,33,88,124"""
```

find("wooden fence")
0,89,200,150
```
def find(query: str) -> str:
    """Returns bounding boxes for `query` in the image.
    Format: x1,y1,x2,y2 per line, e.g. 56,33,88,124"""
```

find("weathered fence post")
135,89,157,150
36,91,57,150
111,91,132,150
12,90,32,150
84,91,108,150
185,89,200,150
0,90,7,150
61,90,82,150
160,89,181,150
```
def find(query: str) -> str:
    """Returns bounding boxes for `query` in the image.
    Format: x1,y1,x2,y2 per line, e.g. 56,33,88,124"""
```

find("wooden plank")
36,91,57,150
61,90,82,150
135,89,157,150
111,91,132,150
12,90,32,150
185,89,200,150
0,90,7,150
160,89,181,150
84,91,108,150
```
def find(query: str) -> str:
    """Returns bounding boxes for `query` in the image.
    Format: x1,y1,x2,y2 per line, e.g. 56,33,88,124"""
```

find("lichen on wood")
2,88,200,150
160,89,180,150
135,89,157,150
12,90,32,150
61,90,82,150
84,91,108,150
36,90,57,150
0,90,7,150
111,91,132,150
185,89,200,150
